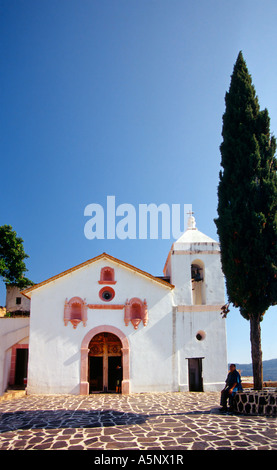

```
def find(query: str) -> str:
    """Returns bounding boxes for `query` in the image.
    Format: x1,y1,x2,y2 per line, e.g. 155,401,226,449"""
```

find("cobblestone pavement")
0,392,276,450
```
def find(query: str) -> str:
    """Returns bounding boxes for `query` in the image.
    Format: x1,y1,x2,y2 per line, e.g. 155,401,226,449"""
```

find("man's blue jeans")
220,387,236,408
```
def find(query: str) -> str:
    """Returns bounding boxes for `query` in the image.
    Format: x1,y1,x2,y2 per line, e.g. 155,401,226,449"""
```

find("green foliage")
0,224,34,288
215,52,277,320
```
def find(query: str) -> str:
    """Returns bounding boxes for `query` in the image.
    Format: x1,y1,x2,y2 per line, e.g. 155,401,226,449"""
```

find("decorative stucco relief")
124,297,148,329
64,297,88,329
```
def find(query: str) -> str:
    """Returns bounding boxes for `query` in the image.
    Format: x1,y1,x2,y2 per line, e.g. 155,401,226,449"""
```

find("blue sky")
1,0,277,364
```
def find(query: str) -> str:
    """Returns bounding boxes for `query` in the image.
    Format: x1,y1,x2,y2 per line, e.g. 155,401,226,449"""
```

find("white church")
2,214,227,396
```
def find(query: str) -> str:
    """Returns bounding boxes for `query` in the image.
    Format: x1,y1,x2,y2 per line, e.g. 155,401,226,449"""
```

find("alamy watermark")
84,196,192,240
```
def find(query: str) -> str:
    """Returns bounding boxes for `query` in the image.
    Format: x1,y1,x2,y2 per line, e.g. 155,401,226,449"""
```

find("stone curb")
234,388,277,416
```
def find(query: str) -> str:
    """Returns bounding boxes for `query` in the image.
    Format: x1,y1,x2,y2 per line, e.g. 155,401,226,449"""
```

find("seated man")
220,363,243,411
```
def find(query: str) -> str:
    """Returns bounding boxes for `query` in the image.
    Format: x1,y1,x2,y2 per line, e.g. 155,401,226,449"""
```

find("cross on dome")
187,210,196,229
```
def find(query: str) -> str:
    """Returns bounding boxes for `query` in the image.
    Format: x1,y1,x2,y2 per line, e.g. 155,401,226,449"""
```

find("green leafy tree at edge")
0,225,34,289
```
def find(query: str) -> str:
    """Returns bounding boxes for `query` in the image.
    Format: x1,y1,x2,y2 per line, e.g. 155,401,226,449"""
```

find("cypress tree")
215,52,277,390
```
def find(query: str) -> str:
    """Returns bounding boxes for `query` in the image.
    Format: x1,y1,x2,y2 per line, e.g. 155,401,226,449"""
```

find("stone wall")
233,388,277,416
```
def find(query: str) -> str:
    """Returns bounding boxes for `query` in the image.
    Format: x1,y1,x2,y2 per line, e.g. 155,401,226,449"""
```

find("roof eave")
21,252,174,298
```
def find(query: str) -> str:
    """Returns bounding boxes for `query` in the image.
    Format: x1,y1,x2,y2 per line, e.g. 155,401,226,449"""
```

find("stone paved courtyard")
0,392,276,450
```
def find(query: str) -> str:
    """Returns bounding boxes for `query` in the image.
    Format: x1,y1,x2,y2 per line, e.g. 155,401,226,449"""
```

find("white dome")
173,216,219,251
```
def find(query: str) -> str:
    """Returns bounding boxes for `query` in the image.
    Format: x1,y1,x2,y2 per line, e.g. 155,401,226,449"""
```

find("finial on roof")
187,210,196,229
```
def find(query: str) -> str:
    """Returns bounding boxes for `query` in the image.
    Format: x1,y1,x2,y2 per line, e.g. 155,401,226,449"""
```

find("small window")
102,291,113,301
99,286,115,302
16,297,21,305
196,330,206,341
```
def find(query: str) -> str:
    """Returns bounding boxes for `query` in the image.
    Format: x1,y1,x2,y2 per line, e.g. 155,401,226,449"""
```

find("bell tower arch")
164,214,224,306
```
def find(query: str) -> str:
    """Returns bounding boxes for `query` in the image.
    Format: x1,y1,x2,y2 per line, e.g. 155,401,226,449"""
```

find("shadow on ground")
0,406,223,433
0,409,148,432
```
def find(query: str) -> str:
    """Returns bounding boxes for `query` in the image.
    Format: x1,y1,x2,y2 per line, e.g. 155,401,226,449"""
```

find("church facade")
22,215,227,395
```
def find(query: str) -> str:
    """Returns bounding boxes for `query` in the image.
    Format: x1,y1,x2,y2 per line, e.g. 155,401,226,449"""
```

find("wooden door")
188,358,203,392
88,333,122,392
15,348,28,386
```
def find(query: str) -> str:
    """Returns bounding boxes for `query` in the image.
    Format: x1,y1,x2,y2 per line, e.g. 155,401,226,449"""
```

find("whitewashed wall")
0,318,29,395
26,222,228,395
27,259,174,394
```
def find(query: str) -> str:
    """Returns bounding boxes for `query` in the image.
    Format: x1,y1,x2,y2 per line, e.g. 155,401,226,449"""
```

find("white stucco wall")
164,222,227,391
25,223,228,396
26,258,174,394
0,318,29,395
170,250,224,306
175,309,227,391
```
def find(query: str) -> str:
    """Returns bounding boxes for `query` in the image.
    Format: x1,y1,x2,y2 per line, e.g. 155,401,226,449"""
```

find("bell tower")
164,213,225,306
164,213,227,392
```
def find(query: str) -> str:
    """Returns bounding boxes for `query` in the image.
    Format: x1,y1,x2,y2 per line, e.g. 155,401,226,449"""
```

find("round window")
102,290,112,301
99,286,115,302
196,330,206,341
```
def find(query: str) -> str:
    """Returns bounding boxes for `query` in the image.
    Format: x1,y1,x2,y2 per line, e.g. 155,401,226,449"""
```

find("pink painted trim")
80,325,130,395
98,280,117,284
177,305,222,312
9,343,28,386
87,304,125,310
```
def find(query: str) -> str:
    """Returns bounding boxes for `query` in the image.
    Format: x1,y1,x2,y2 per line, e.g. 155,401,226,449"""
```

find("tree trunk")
249,315,263,390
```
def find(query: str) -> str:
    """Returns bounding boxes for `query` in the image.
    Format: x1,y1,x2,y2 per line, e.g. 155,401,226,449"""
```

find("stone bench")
233,388,277,415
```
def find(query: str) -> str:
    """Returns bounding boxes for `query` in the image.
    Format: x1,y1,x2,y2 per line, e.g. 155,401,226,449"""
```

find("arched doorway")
88,332,122,393
80,325,130,395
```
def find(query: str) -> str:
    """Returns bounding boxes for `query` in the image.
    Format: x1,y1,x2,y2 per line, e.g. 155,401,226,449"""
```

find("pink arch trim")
80,325,130,395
